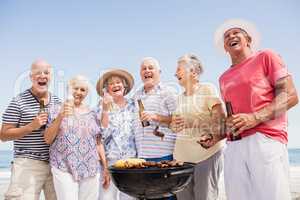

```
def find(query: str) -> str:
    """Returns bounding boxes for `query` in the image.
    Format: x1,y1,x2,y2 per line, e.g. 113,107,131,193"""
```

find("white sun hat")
214,18,261,54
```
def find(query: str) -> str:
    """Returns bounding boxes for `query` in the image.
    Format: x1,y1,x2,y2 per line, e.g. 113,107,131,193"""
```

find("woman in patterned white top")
44,75,110,200
96,69,137,200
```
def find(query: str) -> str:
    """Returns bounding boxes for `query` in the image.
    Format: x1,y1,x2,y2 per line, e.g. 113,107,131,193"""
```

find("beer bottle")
39,99,46,129
137,99,150,127
225,101,241,141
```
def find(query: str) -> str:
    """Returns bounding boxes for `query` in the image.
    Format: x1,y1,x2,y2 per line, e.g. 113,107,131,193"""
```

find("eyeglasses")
31,70,51,76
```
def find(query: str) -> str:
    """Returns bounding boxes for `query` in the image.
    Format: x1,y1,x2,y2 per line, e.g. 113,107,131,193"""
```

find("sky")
0,0,299,150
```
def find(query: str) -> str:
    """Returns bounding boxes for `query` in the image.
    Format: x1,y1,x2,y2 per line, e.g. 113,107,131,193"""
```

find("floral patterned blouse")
95,98,137,166
48,104,101,181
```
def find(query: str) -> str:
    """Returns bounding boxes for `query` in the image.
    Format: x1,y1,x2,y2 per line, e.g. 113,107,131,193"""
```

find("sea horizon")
1,148,300,169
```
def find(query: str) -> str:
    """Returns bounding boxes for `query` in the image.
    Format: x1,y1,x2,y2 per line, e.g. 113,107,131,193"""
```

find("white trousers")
224,133,291,200
99,173,135,200
51,167,99,200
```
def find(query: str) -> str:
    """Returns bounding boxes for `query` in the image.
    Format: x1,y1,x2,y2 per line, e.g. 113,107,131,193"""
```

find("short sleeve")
2,97,21,124
92,104,102,126
201,83,222,111
163,87,177,114
262,50,289,86
90,110,102,137
92,100,115,140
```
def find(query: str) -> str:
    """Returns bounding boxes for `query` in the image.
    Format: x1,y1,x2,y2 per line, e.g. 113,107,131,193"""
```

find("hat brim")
96,69,134,96
214,18,261,54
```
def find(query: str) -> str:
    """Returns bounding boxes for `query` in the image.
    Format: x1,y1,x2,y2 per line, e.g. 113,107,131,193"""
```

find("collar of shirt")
137,82,163,96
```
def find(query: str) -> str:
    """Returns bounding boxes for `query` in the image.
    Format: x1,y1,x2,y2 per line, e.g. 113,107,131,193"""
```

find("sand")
0,167,299,200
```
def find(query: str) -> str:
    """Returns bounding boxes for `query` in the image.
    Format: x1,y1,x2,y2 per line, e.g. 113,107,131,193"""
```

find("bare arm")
254,76,298,122
197,104,226,148
1,123,34,141
194,104,226,137
156,115,172,125
210,104,227,138
153,114,172,125
100,92,114,128
0,113,48,142
170,103,226,140
141,113,172,125
44,102,74,145
44,113,64,145
96,136,110,189
96,137,108,169
101,111,109,128
231,76,298,134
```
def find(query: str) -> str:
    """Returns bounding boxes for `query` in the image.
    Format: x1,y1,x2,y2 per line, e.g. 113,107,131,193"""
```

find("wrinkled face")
30,63,52,94
140,60,160,87
175,62,195,87
223,28,251,55
106,76,125,98
71,81,88,105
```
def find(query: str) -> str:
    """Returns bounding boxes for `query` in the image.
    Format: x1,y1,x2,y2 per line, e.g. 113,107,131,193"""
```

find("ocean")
1,149,300,169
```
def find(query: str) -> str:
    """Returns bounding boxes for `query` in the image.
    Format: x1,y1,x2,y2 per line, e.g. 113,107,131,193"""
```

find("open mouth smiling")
112,87,122,92
38,81,47,86
229,40,239,47
144,74,153,80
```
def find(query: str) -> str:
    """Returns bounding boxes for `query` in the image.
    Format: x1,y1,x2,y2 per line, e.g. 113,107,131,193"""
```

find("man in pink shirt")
217,19,298,200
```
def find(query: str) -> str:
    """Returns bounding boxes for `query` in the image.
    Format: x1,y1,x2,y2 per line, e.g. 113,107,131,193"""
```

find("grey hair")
103,75,129,95
140,57,161,70
177,53,203,75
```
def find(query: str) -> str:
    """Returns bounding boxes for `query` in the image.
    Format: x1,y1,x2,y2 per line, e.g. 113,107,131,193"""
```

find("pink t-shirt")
219,49,290,144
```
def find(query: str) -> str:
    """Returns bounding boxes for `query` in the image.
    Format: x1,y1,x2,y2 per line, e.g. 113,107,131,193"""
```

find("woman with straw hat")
96,68,137,200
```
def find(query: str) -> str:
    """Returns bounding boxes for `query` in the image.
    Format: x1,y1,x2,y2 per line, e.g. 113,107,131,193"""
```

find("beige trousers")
4,157,57,200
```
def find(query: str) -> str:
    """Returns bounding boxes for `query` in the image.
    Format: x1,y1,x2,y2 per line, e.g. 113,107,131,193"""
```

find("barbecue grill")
109,162,195,200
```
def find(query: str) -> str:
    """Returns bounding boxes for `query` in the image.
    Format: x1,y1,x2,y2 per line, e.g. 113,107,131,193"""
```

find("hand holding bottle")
102,88,114,112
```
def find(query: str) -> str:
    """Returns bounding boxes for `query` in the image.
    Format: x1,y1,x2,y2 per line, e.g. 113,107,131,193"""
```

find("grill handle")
168,168,193,176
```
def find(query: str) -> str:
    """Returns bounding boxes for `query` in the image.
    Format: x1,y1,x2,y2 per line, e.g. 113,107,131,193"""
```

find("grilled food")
114,158,146,169
113,159,184,169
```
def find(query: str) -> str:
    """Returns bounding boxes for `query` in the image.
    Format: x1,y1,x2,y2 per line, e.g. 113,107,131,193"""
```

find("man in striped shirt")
1,60,59,200
134,57,177,162
133,58,177,200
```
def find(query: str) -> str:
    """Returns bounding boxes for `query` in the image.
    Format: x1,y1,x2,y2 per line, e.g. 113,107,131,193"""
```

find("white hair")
68,75,91,92
178,53,203,76
30,59,52,75
140,57,161,70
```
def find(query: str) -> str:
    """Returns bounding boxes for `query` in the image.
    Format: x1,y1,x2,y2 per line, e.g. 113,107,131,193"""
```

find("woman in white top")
171,54,225,200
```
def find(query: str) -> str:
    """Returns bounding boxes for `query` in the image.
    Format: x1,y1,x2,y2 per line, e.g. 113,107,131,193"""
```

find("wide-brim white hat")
96,68,134,96
214,18,261,54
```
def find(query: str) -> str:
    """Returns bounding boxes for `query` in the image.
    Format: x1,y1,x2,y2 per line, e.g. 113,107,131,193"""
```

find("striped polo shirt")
133,83,177,158
2,89,60,161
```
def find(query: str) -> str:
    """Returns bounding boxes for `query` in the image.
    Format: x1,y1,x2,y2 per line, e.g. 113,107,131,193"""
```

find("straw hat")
96,68,134,96
214,18,261,54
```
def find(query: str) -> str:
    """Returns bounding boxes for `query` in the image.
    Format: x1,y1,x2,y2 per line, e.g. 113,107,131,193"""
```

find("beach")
0,167,300,200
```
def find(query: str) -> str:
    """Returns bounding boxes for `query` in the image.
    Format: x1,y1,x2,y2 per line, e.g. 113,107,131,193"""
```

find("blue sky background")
0,0,299,150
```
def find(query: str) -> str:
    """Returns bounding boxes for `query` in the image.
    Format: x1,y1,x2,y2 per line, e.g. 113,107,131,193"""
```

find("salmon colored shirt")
219,49,290,144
